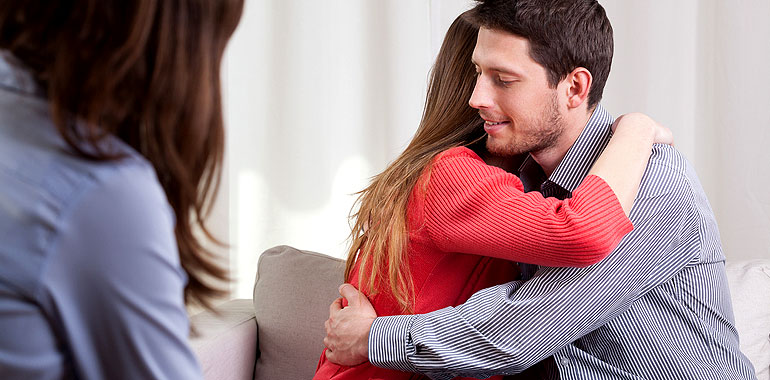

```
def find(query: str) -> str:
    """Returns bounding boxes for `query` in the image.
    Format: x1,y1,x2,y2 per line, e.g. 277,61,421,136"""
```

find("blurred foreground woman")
0,1,242,378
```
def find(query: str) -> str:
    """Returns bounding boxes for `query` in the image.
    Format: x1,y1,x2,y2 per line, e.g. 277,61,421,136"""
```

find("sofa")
189,245,770,380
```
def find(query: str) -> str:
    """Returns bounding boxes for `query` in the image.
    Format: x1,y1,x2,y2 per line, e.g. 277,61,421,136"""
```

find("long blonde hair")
346,11,485,312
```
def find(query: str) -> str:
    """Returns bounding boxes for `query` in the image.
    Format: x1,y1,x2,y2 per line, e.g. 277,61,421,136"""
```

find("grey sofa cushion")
253,245,344,380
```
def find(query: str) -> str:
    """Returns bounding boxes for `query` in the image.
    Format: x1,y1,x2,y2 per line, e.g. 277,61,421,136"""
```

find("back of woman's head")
420,11,482,144
0,0,244,308
347,11,484,312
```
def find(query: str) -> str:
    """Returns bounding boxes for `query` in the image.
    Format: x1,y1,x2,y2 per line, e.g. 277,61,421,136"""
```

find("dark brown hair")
0,0,243,309
346,11,487,312
472,0,613,108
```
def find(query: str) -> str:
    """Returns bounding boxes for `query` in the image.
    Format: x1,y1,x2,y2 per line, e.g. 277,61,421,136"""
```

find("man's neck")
530,108,593,176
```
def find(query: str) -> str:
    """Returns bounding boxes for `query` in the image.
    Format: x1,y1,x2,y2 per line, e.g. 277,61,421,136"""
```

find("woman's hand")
612,113,674,146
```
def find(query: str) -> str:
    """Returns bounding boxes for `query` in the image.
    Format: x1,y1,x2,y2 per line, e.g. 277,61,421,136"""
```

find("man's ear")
563,67,592,109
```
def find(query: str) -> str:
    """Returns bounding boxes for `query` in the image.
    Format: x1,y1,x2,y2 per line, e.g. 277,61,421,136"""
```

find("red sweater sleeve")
423,147,633,267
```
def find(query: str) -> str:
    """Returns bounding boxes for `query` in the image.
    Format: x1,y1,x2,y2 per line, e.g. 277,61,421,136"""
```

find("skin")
470,28,581,175
324,284,376,365
323,27,673,366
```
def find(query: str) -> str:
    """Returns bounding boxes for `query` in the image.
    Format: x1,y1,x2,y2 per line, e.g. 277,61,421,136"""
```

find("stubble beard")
486,94,565,157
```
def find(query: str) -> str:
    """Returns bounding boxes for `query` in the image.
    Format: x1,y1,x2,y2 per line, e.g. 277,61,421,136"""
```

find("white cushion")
726,259,770,380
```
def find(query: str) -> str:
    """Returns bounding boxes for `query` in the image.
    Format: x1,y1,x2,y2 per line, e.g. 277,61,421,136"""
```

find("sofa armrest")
190,299,258,380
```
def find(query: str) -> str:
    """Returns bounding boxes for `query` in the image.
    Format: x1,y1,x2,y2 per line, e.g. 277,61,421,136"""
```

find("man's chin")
486,139,527,157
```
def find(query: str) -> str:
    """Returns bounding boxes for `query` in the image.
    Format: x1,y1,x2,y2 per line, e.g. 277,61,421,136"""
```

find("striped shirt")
368,105,757,379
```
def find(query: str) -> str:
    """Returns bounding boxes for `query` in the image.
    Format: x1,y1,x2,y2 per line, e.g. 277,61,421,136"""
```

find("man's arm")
373,161,699,378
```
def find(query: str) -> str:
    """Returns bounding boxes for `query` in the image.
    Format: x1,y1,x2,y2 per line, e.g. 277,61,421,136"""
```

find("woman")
314,10,671,380
0,1,242,378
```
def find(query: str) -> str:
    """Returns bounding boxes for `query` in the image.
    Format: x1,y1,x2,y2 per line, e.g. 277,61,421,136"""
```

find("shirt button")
560,357,570,366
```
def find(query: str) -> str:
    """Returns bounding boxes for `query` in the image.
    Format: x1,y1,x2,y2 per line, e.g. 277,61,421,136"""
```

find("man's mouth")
483,119,509,134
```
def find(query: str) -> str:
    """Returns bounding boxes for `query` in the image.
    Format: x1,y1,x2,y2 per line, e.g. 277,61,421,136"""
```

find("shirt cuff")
368,315,419,373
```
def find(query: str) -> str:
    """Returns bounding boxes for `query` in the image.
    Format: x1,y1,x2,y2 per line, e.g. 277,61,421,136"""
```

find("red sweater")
314,147,633,380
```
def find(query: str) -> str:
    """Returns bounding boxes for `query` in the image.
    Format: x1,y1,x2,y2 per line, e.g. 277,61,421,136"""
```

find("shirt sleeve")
370,158,701,379
38,162,203,380
424,148,633,267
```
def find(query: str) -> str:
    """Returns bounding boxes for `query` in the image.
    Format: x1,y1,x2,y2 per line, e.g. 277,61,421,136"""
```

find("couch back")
252,245,770,379
252,245,344,380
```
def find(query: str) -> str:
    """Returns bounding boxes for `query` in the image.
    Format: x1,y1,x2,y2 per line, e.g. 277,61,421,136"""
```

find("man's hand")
323,283,377,366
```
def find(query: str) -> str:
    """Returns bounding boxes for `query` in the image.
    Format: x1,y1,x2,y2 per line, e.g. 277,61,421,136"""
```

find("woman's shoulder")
0,133,172,298
0,90,160,223
0,83,172,294
434,146,484,162
47,158,181,283
413,146,487,195
421,145,524,199
0,94,168,241
39,157,181,300
64,156,175,256
7,138,165,232
431,146,514,179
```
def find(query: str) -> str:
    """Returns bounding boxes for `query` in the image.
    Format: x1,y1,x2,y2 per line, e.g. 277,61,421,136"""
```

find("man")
323,0,756,379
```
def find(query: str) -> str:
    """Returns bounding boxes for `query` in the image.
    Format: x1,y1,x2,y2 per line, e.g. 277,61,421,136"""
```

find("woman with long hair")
0,1,242,378
314,10,671,380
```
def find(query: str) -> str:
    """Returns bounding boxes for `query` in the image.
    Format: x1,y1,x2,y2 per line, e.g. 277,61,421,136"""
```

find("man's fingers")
339,283,362,307
325,346,336,362
329,297,343,316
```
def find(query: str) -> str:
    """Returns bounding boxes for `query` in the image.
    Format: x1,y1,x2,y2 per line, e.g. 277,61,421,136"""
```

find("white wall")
222,0,455,297
602,0,770,264
218,0,770,298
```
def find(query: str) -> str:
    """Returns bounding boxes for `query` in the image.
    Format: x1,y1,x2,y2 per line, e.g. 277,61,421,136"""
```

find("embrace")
316,1,756,379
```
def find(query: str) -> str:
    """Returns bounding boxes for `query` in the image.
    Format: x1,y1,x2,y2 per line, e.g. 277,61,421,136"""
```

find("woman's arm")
424,114,671,267
587,112,672,215
424,147,632,267
423,115,670,268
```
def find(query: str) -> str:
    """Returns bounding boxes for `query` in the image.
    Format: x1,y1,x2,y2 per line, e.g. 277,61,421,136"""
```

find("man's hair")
471,0,613,109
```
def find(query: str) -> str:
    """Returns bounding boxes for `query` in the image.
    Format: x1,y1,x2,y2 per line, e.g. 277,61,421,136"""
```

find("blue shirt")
0,52,202,379
369,106,757,379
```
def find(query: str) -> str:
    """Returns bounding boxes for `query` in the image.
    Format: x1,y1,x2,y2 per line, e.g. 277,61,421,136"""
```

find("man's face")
470,27,566,157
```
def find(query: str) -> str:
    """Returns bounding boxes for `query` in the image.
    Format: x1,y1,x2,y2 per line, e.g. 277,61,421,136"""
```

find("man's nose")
469,76,491,110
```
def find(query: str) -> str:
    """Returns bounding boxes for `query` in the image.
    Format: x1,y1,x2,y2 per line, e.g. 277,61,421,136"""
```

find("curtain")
601,0,770,265
218,0,770,298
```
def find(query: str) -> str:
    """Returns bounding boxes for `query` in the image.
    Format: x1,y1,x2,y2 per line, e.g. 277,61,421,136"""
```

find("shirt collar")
519,104,614,196
0,50,44,97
